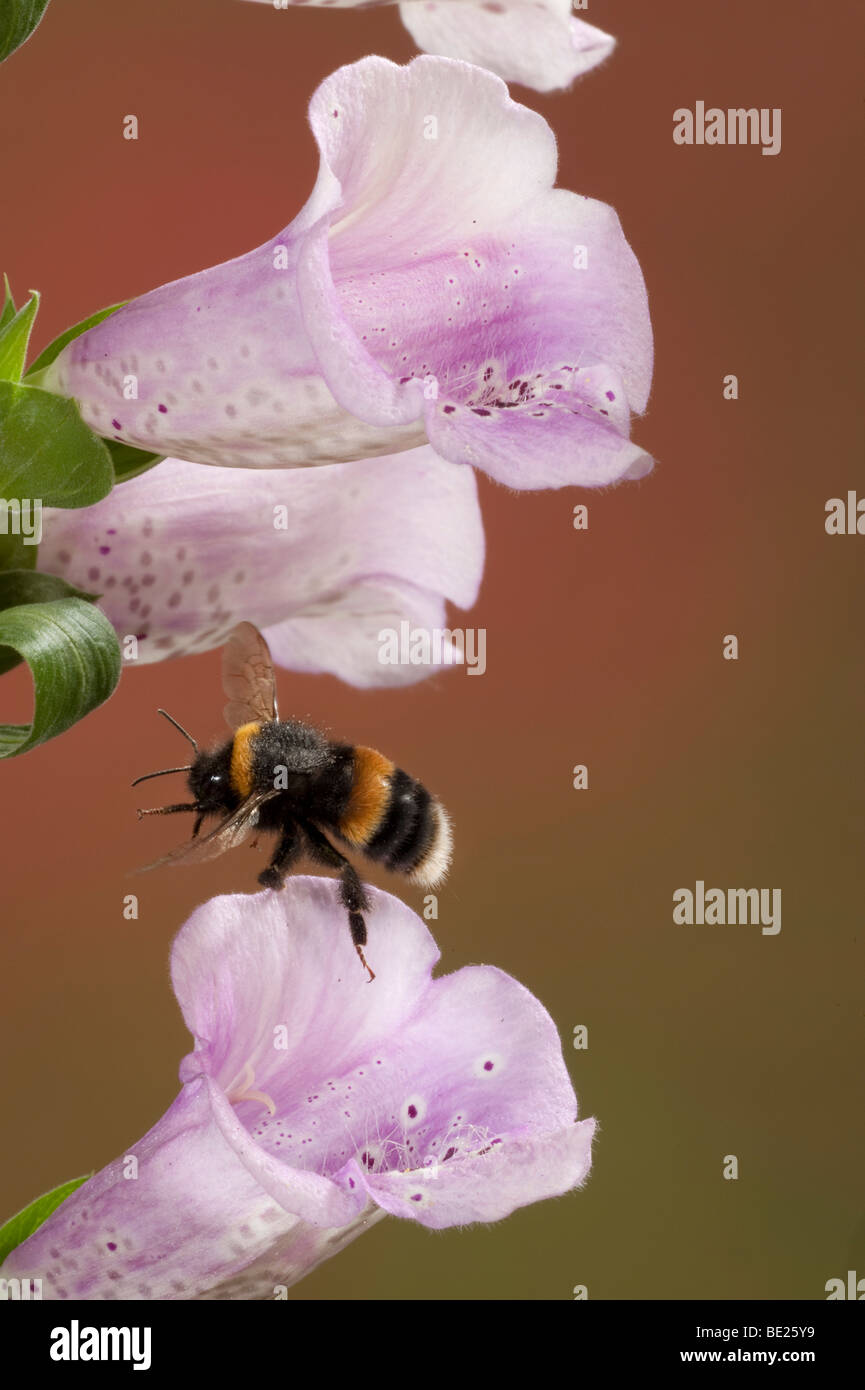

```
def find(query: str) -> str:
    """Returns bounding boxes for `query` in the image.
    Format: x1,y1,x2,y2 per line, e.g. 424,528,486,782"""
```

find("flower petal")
172,881,442,1105
38,446,484,680
297,59,652,484
363,1120,596,1227
295,54,558,430
399,4,616,94
242,0,615,96
43,223,426,469
44,57,651,489
0,1083,372,1300
176,883,593,1231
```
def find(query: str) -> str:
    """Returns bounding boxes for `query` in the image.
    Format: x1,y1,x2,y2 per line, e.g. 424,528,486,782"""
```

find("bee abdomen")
338,749,452,887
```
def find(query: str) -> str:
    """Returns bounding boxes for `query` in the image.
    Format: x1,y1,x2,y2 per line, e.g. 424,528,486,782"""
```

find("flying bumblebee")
133,622,452,981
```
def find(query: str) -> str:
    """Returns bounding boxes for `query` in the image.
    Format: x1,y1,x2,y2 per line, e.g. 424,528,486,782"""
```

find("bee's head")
189,743,236,812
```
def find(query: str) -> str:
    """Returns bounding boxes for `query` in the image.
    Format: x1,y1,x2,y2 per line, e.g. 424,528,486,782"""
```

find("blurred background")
0,0,862,1299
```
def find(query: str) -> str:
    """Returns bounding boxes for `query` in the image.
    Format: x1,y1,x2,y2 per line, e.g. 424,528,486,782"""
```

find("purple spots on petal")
99,545,111,555
57,550,70,565
157,403,168,413
606,390,616,401
443,405,456,414
484,1060,494,1072
349,1177,355,1188
410,1194,423,1202
106,1242,117,1251
443,1147,456,1161
408,1104,417,1119
87,567,100,582
111,419,121,430
167,592,181,608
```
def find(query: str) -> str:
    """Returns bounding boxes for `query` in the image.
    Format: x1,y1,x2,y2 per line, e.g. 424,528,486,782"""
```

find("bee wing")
139,788,280,871
222,621,279,729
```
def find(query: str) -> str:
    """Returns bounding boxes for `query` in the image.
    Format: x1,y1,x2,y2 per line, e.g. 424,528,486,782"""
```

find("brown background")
1,0,863,1299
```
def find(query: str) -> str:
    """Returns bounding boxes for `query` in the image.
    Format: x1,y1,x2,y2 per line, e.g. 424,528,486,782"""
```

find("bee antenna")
157,708,198,751
131,765,193,788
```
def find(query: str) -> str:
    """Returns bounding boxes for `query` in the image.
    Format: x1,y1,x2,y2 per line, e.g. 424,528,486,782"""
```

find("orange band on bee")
340,746,394,846
229,722,261,798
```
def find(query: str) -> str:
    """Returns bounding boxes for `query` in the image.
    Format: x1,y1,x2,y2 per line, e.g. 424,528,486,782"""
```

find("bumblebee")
133,622,452,981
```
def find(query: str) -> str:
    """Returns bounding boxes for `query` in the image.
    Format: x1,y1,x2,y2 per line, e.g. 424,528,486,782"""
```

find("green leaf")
0,1173,92,1264
0,275,16,331
0,288,39,382
0,379,113,509
0,570,96,675
25,299,125,379
0,527,38,573
0,596,121,757
106,439,165,483
0,0,51,64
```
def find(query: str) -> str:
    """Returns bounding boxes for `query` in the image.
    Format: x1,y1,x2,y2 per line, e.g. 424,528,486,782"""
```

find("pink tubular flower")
44,55,653,491
245,0,616,96
1,880,596,1300
37,446,484,681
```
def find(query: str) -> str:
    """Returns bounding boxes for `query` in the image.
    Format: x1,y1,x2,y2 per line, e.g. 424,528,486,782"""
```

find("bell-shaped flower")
244,0,616,96
1,880,596,1300
44,55,653,492
37,445,483,684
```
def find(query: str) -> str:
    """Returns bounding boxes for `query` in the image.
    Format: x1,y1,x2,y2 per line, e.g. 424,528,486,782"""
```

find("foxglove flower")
245,0,616,96
44,55,653,491
38,446,483,683
1,880,596,1299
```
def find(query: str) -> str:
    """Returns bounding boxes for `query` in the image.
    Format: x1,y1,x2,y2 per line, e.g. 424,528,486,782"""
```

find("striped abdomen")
336,746,452,887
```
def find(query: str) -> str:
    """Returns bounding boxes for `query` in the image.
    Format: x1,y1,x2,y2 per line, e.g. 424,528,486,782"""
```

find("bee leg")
348,910,375,986
137,802,201,820
301,823,375,983
258,823,301,891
